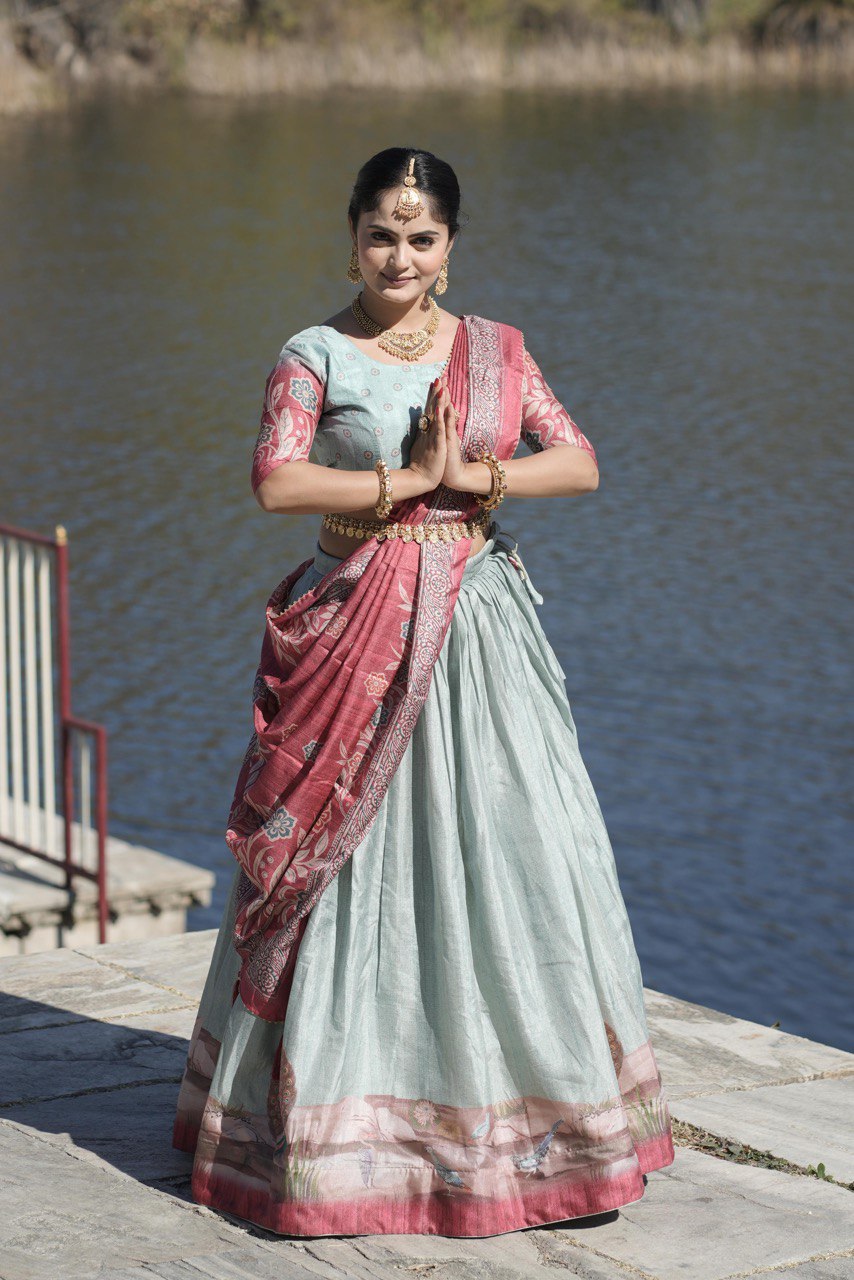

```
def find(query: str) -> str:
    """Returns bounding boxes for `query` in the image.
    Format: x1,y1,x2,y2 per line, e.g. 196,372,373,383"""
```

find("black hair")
347,147,465,240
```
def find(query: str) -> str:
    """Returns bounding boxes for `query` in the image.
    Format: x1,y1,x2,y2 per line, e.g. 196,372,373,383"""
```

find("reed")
2,0,852,116
181,30,854,96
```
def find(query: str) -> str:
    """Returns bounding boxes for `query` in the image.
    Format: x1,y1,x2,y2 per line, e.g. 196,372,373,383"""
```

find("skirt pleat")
172,518,675,1238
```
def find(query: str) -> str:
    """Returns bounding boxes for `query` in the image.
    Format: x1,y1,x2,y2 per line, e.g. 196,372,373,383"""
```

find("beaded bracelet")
474,451,507,512
374,458,393,519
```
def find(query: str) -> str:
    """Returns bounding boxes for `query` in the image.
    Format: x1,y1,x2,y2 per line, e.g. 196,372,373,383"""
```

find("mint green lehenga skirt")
172,517,675,1238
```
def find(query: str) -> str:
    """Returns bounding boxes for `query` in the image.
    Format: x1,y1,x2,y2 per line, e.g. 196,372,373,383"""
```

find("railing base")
0,829,215,957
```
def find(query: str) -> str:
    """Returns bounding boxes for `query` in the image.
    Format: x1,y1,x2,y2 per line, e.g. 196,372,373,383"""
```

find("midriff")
317,510,488,561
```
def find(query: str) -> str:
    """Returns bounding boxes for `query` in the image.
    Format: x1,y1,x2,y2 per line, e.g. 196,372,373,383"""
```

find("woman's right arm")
252,349,434,514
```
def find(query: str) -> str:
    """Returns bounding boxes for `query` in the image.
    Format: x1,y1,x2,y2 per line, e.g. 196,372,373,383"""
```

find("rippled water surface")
1,88,851,1051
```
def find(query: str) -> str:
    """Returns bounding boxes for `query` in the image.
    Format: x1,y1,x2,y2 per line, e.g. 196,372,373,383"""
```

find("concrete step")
0,825,216,955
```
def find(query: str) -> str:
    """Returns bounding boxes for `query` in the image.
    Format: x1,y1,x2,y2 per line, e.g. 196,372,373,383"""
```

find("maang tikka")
393,155,424,222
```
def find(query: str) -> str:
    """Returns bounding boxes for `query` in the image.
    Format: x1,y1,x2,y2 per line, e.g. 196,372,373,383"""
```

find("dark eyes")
371,233,435,247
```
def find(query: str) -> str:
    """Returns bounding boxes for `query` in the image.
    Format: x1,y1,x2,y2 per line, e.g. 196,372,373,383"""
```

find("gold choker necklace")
351,292,440,362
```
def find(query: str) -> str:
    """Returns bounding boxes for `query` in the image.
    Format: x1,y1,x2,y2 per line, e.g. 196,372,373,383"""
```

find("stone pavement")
1,929,852,1280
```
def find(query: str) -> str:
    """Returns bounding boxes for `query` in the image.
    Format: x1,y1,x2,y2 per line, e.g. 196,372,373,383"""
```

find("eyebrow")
367,223,440,236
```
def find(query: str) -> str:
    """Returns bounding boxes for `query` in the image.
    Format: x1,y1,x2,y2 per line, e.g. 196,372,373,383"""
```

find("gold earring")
434,255,449,296
347,244,362,284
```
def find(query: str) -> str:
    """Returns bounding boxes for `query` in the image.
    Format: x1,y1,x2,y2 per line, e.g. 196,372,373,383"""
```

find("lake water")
1,87,851,1052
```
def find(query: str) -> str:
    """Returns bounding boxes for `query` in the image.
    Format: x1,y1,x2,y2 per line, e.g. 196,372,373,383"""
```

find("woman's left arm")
447,345,600,499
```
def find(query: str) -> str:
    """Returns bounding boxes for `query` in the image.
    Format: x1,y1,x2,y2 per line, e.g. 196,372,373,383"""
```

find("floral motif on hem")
187,1153,662,1238
172,1015,674,1236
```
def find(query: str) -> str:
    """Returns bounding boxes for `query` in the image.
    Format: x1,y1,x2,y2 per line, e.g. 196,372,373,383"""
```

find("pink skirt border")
173,1112,674,1239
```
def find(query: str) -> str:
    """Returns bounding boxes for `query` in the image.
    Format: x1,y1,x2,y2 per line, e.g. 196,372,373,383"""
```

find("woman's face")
350,188,454,304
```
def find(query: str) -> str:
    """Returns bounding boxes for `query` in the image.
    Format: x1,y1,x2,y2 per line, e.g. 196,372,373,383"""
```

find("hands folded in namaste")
409,376,468,492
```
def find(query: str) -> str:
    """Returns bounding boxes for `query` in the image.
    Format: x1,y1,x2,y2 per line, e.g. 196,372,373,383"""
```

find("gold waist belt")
322,509,491,544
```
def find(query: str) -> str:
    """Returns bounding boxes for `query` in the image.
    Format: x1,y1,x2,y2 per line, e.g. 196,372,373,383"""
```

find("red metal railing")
0,520,110,943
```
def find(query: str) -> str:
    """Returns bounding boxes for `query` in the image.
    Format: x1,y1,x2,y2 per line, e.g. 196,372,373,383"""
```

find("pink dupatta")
227,315,525,1022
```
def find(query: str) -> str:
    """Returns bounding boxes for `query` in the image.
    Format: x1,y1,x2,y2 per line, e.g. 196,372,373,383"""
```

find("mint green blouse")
249,317,598,500
284,324,447,474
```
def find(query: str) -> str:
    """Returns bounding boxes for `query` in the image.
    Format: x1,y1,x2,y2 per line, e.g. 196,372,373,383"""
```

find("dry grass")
672,1118,854,1190
1,17,853,116
182,30,854,95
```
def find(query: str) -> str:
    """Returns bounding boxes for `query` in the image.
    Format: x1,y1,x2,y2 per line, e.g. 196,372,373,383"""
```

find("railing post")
0,520,110,945
96,725,108,944
55,525,74,894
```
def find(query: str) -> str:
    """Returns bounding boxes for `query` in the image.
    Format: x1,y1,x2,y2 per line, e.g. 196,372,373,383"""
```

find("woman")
172,146,675,1239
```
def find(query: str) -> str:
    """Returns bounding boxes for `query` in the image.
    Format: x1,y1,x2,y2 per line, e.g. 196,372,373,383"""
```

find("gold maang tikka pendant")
393,156,423,222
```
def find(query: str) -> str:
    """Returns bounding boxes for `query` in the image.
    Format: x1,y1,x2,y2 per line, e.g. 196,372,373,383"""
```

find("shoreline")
2,25,853,117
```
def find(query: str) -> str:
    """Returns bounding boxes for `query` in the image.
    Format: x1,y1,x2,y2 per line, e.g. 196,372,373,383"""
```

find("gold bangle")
474,451,507,512
476,455,495,504
374,458,393,519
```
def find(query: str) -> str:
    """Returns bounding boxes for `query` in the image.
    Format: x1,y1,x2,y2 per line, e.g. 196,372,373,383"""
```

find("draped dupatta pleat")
226,315,525,1022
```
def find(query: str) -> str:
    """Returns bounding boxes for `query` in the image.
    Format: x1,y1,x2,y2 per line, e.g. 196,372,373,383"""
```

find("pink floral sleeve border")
251,352,325,497
520,345,598,467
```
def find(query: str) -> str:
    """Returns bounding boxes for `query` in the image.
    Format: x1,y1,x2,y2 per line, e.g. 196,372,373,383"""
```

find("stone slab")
0,905,196,958
1,1082,191,1183
542,1147,854,1280
0,1006,196,1106
761,1261,854,1279
76,1153,854,1280
291,1228,633,1279
0,834,215,921
672,1073,854,1183
104,1252,358,1280
0,1119,251,1280
644,987,854,1097
88,1231,632,1280
73,928,218,1004
0,946,194,1033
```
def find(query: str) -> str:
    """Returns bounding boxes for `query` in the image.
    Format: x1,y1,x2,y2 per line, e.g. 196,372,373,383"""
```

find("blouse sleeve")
519,344,597,468
250,344,326,497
